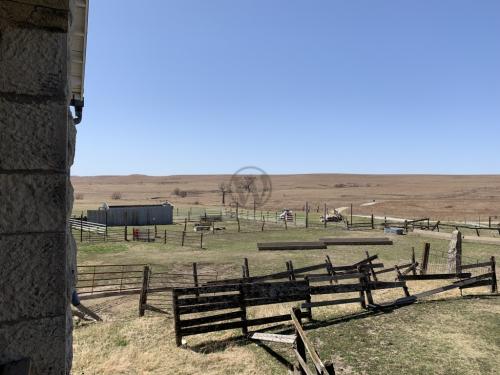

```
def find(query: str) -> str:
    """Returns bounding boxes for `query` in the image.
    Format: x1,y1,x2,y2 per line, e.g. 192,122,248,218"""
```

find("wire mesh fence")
421,250,492,276
144,265,221,315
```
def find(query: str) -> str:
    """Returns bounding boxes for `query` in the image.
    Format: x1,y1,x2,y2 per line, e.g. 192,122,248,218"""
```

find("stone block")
0,98,67,171
0,232,67,323
14,0,69,10
65,229,76,295
0,26,67,97
0,173,67,233
0,315,68,375
0,1,68,32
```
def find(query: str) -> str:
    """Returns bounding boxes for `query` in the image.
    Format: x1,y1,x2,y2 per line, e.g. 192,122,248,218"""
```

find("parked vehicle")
320,209,343,223
279,209,294,222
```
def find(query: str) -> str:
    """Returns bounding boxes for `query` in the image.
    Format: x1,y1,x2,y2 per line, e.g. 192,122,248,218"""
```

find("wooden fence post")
305,202,309,228
292,307,306,375
365,251,377,281
138,265,150,317
200,232,203,249
154,224,157,238
350,203,353,226
80,212,83,242
357,266,366,309
147,228,150,242
164,229,167,244
244,258,250,278
324,361,336,375
371,214,375,229
395,265,410,297
124,225,128,241
172,289,182,346
491,256,498,293
192,262,199,299
289,260,296,281
411,247,417,276
239,283,248,335
362,268,374,305
181,231,186,246
105,210,108,241
325,255,336,284
324,204,327,228
456,232,463,274
286,261,292,280
421,243,430,275
304,276,312,321
184,218,188,232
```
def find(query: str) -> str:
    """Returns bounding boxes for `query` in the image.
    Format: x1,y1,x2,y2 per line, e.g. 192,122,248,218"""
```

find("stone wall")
0,1,76,373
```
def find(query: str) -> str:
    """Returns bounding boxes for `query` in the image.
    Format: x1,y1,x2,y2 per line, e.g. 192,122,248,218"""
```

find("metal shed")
87,202,174,226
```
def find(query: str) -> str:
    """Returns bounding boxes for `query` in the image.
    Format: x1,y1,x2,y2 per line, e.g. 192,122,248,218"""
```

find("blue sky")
74,0,500,176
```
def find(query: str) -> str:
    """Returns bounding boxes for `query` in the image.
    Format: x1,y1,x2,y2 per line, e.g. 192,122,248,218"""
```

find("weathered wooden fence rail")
291,307,335,375
171,280,310,346
170,259,413,347
431,222,500,236
169,248,497,347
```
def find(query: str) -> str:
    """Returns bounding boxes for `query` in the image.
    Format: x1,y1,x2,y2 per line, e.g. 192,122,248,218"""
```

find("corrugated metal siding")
87,205,173,226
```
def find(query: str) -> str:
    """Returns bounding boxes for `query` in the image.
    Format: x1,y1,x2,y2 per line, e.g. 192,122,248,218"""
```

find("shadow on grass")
186,293,499,355
189,336,248,354
188,322,291,354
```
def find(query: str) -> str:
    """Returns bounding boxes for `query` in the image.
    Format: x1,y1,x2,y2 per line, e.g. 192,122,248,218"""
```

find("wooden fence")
169,248,498,346
346,215,500,237
430,221,500,236
247,307,335,374
170,274,411,347
170,258,411,347
398,255,497,293
290,307,335,375
347,217,431,232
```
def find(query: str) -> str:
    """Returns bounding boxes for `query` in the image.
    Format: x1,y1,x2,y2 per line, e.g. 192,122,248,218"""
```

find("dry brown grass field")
72,174,500,221
73,224,500,375
71,174,500,374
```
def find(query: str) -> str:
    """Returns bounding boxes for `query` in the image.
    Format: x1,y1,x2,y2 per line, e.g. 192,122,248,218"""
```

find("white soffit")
70,0,89,103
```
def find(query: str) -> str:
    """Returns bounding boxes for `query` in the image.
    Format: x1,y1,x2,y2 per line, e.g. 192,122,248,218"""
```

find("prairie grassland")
73,223,500,375
72,174,500,220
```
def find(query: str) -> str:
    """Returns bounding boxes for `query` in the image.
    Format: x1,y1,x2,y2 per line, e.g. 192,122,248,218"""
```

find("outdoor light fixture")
70,0,89,124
